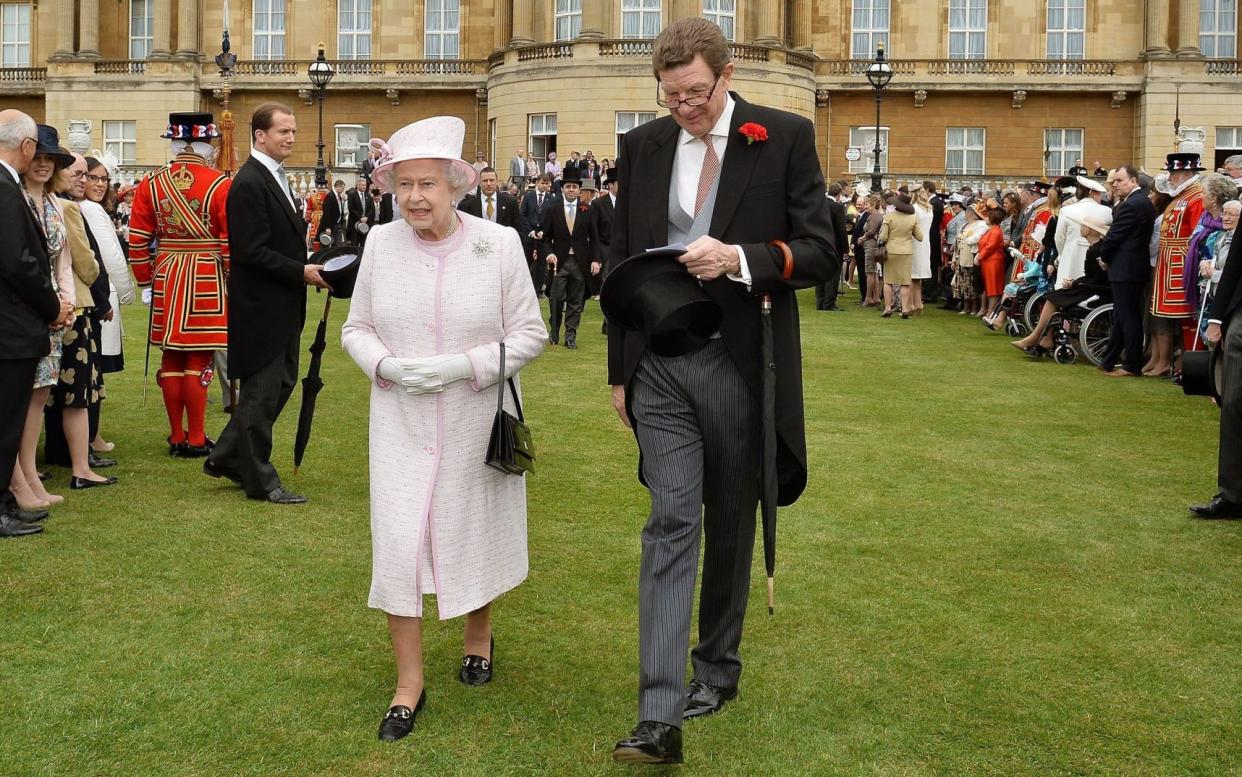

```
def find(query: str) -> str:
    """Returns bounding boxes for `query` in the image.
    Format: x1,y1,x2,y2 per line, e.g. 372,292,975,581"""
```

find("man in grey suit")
509,148,527,189
607,19,834,765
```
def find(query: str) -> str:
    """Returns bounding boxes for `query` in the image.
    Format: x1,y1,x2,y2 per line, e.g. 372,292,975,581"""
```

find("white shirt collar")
250,146,283,174
0,158,19,186
1168,173,1201,198
678,93,737,146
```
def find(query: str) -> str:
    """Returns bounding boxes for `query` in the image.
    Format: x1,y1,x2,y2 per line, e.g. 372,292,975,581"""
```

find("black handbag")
485,342,535,476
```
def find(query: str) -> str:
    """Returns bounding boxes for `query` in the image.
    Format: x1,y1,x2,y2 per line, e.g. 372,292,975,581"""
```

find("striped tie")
694,134,720,217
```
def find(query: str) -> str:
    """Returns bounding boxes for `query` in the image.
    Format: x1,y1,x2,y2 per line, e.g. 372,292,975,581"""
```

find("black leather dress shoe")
202,459,243,486
565,339,577,350
1189,494,1242,519
683,679,737,720
612,721,683,765
88,452,117,468
16,507,49,523
259,487,308,504
69,475,118,490
459,636,494,686
176,443,212,459
378,690,426,742
0,513,43,537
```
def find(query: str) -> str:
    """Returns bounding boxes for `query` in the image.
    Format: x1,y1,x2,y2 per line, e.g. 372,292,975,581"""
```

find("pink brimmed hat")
368,116,479,196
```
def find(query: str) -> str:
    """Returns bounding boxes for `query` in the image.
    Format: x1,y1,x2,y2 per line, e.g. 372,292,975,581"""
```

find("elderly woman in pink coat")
341,116,546,743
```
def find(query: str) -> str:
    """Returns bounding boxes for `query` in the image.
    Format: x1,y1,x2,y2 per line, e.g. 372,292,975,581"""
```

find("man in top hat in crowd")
1009,181,1052,286
1148,152,1207,377
606,18,833,765
590,166,619,304
542,166,594,349
128,112,231,458
205,102,330,504
0,109,67,536
458,166,519,233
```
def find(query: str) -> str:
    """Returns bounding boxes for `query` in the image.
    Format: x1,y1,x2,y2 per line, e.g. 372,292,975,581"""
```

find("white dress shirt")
249,146,295,210
673,93,751,287
0,158,19,186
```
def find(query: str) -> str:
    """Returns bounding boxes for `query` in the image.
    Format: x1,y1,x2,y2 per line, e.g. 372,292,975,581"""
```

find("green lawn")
2,289,1239,776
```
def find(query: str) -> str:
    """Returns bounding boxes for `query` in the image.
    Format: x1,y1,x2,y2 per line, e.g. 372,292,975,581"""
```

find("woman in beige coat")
878,193,924,318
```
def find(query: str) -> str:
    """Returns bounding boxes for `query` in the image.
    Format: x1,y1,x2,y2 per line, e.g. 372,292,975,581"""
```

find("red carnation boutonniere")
578,203,590,213
739,122,768,145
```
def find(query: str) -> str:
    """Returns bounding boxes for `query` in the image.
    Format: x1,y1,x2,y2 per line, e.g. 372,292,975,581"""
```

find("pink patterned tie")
694,134,720,217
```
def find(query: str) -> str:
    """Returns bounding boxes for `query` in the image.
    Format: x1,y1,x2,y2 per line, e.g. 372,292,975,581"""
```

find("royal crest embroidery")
171,166,194,191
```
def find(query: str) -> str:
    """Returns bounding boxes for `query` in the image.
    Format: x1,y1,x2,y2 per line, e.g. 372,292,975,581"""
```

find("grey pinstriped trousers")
1219,306,1242,502
631,339,761,726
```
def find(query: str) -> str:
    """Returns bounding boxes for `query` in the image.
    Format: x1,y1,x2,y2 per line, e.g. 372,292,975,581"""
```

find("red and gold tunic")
1151,179,1205,318
1015,201,1050,280
128,153,230,350
305,189,327,251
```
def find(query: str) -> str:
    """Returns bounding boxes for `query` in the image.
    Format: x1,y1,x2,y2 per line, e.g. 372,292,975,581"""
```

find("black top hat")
1163,152,1206,173
600,248,722,358
561,167,582,185
312,243,363,299
162,112,220,140
34,125,74,168
603,166,618,182
1181,348,1223,400
1025,181,1051,196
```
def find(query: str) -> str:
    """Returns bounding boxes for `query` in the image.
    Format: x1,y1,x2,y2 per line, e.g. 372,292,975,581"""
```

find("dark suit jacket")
226,156,310,379
319,191,346,243
0,164,60,358
607,93,835,505
541,195,594,270
825,198,849,263
1097,187,1156,284
929,194,945,267
590,193,616,267
518,189,553,250
373,193,394,225
458,190,519,230
1211,225,1242,329
347,188,374,242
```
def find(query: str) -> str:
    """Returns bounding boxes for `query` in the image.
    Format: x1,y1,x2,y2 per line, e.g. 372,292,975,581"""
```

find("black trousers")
1101,280,1145,374
0,358,37,513
549,259,586,342
526,239,548,296
1219,307,1242,502
209,330,300,498
854,246,868,302
815,257,841,309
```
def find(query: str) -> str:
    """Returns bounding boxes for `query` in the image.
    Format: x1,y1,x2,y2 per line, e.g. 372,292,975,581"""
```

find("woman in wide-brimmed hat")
341,116,546,743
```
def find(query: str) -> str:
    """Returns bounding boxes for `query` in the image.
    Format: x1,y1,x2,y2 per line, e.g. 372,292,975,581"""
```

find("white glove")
1031,224,1046,244
398,353,474,395
1007,247,1023,261
377,356,418,384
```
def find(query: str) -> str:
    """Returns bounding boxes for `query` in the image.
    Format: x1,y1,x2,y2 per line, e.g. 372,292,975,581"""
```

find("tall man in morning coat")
205,103,331,504
0,110,67,537
607,19,834,765
541,167,594,348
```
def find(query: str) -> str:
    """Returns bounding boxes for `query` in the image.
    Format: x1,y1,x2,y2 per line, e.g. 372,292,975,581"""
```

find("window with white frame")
253,0,286,60
615,111,656,157
849,126,889,174
1044,128,1084,178
948,0,986,59
1,3,30,67
1046,0,1085,59
104,121,137,166
1217,126,1242,148
851,0,890,59
703,0,735,41
529,113,557,171
622,0,662,39
1201,0,1237,58
946,128,986,175
129,0,153,59
425,0,459,59
338,0,371,59
334,124,371,168
555,0,582,41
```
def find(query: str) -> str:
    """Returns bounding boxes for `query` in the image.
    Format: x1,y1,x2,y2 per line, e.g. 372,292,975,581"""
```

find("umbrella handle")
767,576,774,616
761,293,772,312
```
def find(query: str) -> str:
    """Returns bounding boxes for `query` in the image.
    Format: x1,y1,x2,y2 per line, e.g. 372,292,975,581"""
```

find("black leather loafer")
17,507,49,523
0,513,43,537
612,721,683,765
1190,494,1242,520
259,487,308,505
378,690,426,742
202,459,243,486
683,679,737,720
565,340,577,350
69,476,118,490
88,452,117,468
459,636,494,686
176,443,212,459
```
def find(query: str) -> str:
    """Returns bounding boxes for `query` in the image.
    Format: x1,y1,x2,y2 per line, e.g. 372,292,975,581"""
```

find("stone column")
751,2,780,46
151,0,173,58
50,0,75,60
78,0,102,58
1176,0,1202,58
792,0,813,50
1144,0,1172,58
510,0,534,45
579,0,605,39
494,0,513,51
177,0,199,58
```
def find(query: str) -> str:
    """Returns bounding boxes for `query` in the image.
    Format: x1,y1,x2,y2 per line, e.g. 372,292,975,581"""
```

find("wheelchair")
999,285,1041,337
1044,289,1114,366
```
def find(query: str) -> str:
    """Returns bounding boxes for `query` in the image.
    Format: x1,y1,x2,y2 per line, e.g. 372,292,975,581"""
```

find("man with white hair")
1222,154,1242,192
0,109,67,536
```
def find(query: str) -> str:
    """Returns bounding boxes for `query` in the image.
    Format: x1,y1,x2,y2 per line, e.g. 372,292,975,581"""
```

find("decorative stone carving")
298,88,313,106
815,89,830,108
387,88,400,106
1111,90,1127,109
66,120,92,153
913,89,928,108
1012,90,1027,109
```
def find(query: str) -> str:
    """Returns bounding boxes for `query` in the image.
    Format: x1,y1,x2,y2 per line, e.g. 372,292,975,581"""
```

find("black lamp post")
865,41,893,193
308,44,335,187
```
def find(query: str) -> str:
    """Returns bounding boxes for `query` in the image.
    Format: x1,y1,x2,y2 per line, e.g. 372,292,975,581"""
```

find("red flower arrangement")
739,122,768,144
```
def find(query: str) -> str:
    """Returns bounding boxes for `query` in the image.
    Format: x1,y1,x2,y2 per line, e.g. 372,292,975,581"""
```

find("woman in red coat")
976,202,1008,321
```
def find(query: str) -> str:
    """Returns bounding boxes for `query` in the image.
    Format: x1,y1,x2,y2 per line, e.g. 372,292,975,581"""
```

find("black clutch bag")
485,342,535,476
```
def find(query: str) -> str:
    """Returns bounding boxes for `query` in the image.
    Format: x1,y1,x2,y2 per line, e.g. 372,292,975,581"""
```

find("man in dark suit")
347,177,374,244
370,187,394,225
205,102,330,504
1096,165,1156,377
924,180,947,305
607,19,833,765
589,169,618,303
518,174,554,296
318,179,347,245
458,167,519,232
815,182,848,311
541,168,593,348
0,110,67,536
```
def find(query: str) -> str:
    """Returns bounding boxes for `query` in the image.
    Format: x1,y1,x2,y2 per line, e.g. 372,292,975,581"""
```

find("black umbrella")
760,293,778,615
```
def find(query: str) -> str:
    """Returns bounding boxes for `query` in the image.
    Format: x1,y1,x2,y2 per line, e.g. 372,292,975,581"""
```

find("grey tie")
275,165,294,208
